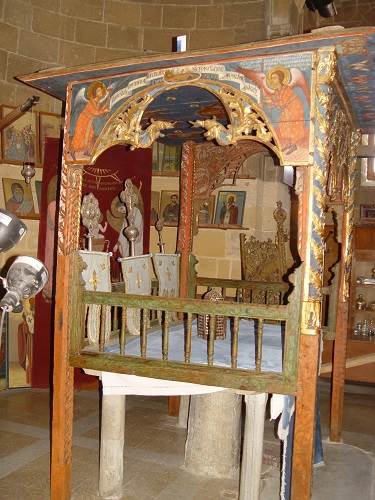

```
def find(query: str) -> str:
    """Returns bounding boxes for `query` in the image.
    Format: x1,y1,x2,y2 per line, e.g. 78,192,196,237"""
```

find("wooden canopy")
18,27,375,499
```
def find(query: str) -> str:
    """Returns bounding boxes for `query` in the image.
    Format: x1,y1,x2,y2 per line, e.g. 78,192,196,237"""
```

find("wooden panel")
355,225,375,250
322,339,375,383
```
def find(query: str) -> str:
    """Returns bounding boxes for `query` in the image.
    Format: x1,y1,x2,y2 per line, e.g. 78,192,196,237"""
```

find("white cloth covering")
85,319,284,395
79,250,111,345
120,254,152,335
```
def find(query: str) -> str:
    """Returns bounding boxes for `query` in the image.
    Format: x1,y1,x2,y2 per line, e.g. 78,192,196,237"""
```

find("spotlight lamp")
0,208,48,356
0,209,27,253
0,256,49,312
305,0,337,17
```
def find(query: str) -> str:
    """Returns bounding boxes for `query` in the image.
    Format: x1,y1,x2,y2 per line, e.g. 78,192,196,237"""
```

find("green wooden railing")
68,251,302,395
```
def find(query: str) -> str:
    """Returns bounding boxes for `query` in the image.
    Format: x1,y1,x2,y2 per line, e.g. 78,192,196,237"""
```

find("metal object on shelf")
155,218,165,253
356,277,375,285
356,293,367,310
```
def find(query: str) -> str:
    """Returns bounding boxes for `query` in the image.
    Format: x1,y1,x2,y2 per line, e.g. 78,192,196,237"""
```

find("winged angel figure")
234,65,311,155
69,81,113,160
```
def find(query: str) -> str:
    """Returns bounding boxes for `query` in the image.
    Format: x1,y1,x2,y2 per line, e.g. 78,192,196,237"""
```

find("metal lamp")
0,209,27,254
0,256,49,312
21,162,36,185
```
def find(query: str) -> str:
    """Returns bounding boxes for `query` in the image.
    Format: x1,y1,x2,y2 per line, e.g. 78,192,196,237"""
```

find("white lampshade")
0,209,27,253
0,256,49,311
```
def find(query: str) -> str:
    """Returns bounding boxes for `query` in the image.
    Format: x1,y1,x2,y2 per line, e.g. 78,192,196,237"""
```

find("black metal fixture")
305,0,337,17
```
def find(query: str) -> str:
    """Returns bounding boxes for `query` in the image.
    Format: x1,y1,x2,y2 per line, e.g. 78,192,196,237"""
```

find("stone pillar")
177,395,190,428
239,393,268,500
99,394,126,499
266,0,300,38
184,392,242,478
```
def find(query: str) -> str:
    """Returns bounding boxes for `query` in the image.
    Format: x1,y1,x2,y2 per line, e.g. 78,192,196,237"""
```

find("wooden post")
177,141,195,299
291,164,322,498
291,333,320,498
50,141,83,497
50,254,74,499
330,210,350,442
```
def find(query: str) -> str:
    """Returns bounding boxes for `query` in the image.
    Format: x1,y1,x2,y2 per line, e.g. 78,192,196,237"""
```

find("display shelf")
348,227,375,344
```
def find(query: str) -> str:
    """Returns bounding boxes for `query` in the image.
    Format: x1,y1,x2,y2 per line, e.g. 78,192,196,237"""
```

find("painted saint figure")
70,81,111,160
220,195,238,225
234,65,310,155
163,194,180,223
6,182,35,216
264,69,306,154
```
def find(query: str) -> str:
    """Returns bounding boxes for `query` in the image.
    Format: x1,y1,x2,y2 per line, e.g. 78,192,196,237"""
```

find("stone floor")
0,378,374,499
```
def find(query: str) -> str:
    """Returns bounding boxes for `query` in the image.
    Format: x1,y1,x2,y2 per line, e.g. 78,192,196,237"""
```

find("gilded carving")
240,201,287,283
189,87,276,147
342,130,361,300
105,94,175,151
314,48,359,304
326,103,352,202
308,49,347,300
316,48,337,86
312,210,324,238
59,163,83,256
301,299,321,335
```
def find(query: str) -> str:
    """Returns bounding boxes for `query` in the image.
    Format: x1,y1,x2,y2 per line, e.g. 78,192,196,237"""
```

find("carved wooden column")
291,47,343,497
177,141,196,299
291,164,321,499
330,206,349,442
50,156,83,499
329,130,360,442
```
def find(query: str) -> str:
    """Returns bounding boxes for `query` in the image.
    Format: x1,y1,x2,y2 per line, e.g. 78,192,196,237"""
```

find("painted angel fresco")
234,65,311,156
69,81,112,161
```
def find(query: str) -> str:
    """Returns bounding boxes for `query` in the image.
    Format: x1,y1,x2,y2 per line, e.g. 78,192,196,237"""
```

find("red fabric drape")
33,140,152,388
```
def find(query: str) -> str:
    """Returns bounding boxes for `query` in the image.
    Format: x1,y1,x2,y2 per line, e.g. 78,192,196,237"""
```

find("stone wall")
1,0,375,113
1,0,272,113
303,0,375,32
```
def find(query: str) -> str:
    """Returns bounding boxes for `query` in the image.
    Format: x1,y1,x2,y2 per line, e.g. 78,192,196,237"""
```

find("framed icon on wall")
214,190,246,226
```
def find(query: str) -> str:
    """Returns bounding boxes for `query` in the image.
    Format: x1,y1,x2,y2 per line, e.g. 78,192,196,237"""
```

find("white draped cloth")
152,253,180,322
120,254,152,335
79,250,111,345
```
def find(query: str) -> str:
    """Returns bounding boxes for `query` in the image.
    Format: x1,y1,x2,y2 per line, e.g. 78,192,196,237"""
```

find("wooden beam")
321,352,375,373
356,145,375,157
0,96,39,131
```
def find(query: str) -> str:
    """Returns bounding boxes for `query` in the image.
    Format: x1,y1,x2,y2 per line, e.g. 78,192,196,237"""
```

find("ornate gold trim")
87,79,278,161
301,299,321,335
59,161,83,255
189,86,276,147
